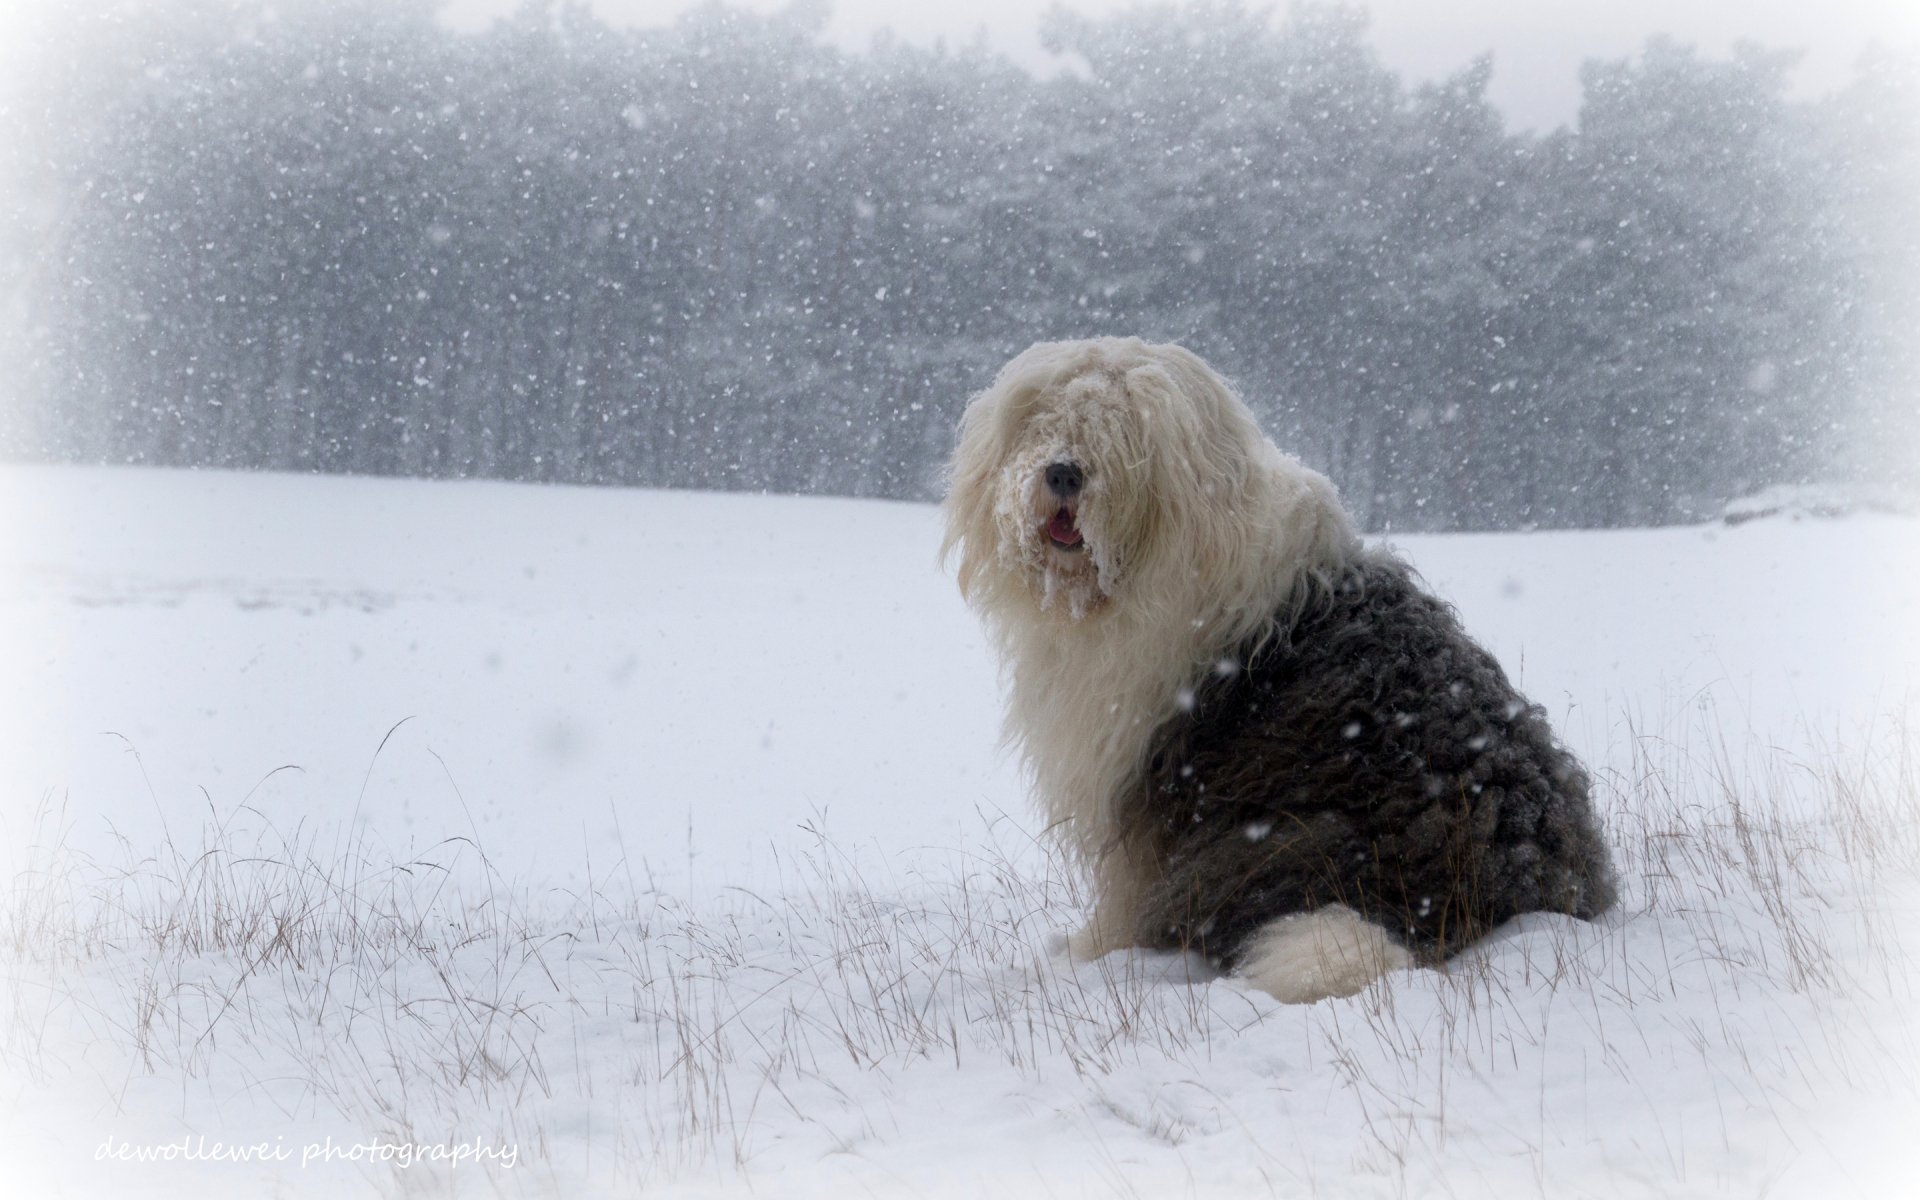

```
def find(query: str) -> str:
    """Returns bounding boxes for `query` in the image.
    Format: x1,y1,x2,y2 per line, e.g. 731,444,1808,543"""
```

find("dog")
943,338,1615,1003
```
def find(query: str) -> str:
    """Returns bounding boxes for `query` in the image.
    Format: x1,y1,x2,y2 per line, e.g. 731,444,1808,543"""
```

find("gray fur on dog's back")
1126,548,1617,967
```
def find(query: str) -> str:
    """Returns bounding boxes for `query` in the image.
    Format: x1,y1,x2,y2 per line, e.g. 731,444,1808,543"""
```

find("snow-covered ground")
3,463,1917,1198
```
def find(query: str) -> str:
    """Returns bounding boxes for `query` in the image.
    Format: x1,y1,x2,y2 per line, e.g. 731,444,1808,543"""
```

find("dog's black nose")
1045,462,1083,499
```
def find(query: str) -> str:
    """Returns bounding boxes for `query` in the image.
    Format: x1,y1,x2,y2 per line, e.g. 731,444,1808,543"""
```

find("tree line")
3,0,1913,530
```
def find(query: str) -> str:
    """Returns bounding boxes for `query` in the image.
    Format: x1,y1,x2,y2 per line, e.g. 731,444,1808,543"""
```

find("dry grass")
5,702,1918,1195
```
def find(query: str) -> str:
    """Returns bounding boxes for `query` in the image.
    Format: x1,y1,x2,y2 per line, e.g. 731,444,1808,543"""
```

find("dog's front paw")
1064,921,1127,961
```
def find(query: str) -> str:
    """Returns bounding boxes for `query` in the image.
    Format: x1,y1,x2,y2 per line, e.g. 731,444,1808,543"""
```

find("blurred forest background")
1,0,1914,530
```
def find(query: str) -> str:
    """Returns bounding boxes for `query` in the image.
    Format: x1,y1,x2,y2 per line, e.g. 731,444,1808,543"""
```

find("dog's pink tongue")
1048,510,1083,546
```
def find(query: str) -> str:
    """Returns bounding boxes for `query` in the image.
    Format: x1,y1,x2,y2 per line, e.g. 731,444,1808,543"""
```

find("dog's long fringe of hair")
942,338,1359,937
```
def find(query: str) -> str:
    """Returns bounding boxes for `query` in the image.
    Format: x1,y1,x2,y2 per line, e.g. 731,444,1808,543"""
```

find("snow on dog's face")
979,367,1144,619
943,338,1287,626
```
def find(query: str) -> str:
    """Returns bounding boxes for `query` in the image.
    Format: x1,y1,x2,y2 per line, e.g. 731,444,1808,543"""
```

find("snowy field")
3,463,1918,1198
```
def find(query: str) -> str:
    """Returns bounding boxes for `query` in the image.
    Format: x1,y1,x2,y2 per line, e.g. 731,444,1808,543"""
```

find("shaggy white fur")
943,337,1364,990
1235,906,1415,1004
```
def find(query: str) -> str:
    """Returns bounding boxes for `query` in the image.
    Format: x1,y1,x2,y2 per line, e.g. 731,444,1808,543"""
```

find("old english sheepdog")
943,337,1616,1003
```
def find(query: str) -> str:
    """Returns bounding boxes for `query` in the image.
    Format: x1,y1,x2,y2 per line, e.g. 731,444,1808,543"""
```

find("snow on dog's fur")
943,337,1615,1002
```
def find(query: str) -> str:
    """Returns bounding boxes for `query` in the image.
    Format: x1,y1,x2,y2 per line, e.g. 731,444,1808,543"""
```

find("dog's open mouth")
1046,507,1084,550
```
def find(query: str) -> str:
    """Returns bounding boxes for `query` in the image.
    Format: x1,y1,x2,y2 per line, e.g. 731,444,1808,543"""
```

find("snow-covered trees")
3,0,1909,529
